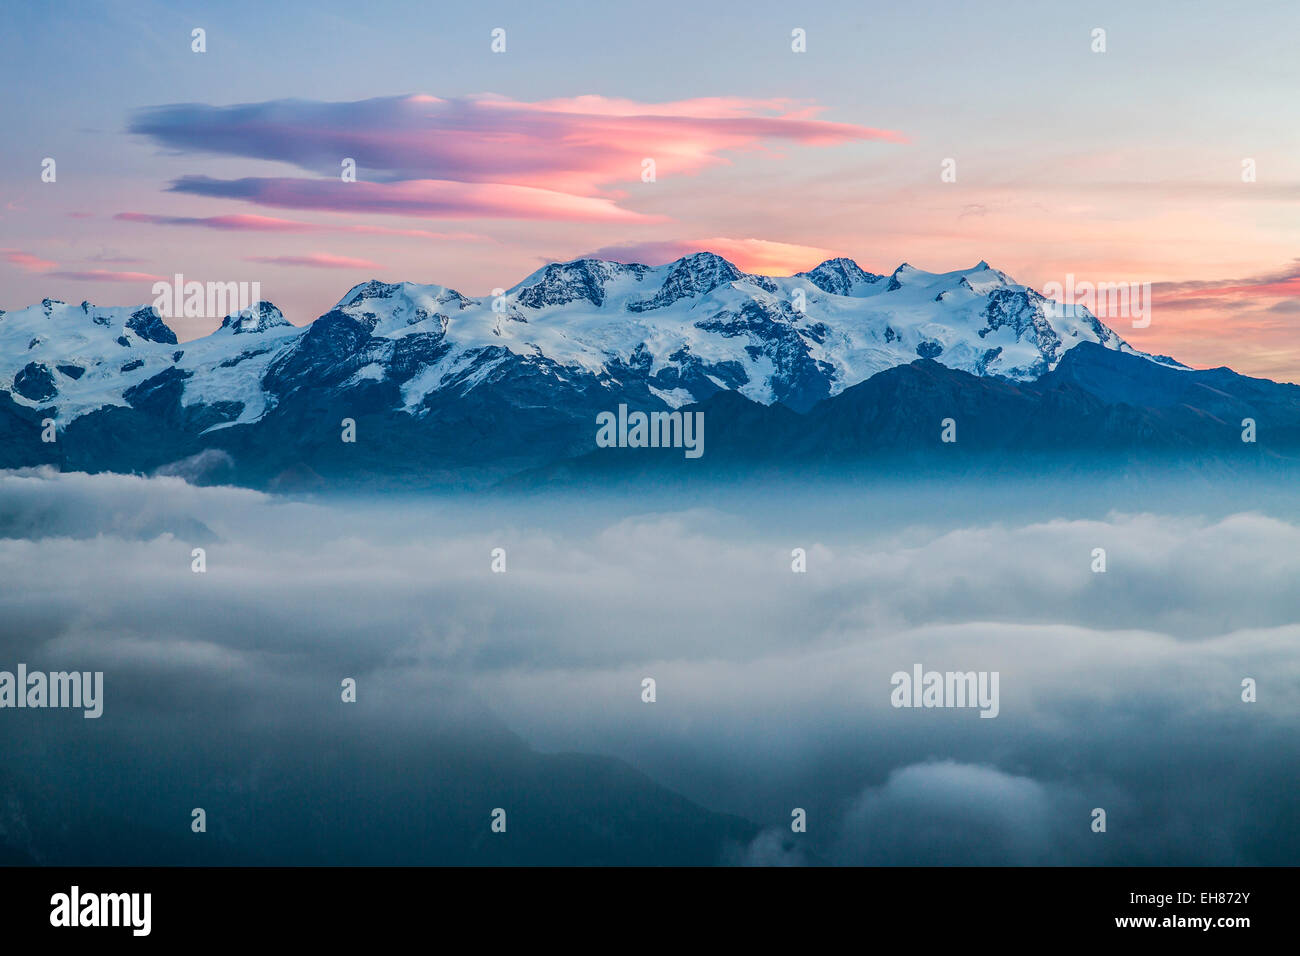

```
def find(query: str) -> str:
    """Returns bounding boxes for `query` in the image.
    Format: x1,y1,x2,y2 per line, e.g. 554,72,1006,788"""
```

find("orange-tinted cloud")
585,237,841,275
1154,260,1300,305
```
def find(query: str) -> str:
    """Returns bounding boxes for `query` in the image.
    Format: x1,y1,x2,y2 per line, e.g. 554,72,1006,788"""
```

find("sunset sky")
2,0,1297,378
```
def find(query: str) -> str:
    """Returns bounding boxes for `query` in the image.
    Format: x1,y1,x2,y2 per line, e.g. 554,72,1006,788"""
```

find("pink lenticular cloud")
586,238,842,275
132,94,903,187
245,253,386,270
2,249,57,272
130,93,902,221
171,176,667,222
115,212,484,240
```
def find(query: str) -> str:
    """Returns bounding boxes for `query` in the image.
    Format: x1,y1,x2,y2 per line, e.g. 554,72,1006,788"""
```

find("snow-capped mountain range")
2,252,1157,427
7,250,1297,489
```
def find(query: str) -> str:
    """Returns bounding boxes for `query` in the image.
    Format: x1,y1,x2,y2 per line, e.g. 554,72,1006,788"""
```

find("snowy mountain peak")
334,280,471,334
798,258,883,296
338,279,403,307
125,306,179,345
885,263,918,291
676,250,738,274
511,259,651,310
626,252,758,313
219,301,291,334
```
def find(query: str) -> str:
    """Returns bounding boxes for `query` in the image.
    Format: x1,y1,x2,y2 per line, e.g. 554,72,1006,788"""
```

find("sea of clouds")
0,467,1296,865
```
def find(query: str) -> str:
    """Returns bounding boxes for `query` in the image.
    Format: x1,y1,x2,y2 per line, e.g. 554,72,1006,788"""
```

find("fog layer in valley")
0,468,1296,865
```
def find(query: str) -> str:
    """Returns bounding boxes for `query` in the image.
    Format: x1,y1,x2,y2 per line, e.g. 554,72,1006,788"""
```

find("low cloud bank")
0,469,1295,864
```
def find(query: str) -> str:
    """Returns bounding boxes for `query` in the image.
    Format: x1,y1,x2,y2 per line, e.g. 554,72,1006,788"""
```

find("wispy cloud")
2,249,56,272
87,252,149,264
116,211,483,240
245,253,385,270
46,269,164,282
1154,259,1300,305
130,93,902,222
169,175,664,222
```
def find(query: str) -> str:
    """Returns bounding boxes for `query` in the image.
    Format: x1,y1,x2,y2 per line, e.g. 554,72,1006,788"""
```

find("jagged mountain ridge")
5,251,1287,489
1,252,1152,430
